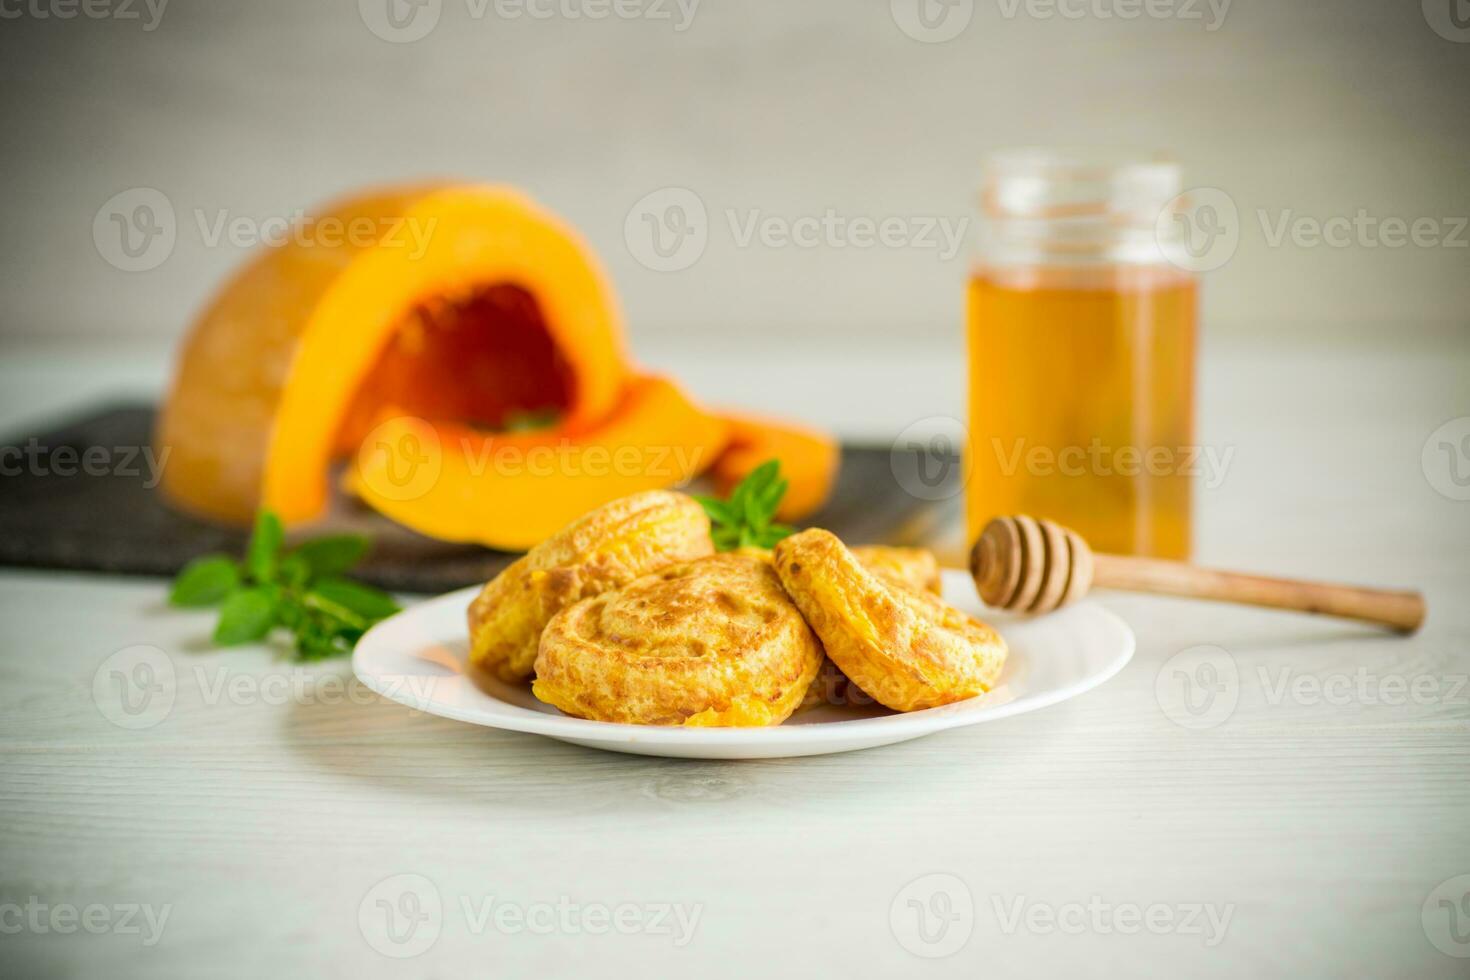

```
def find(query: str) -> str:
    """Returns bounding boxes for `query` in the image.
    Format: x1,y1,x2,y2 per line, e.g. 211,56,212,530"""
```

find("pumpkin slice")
711,413,839,521
346,375,729,551
156,184,629,525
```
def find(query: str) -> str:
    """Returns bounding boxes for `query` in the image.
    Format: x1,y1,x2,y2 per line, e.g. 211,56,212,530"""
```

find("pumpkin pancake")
735,543,941,710
774,529,1007,712
533,552,823,726
851,544,942,595
468,490,712,683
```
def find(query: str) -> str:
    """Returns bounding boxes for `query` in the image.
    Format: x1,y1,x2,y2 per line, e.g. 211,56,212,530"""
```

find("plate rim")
352,572,1135,747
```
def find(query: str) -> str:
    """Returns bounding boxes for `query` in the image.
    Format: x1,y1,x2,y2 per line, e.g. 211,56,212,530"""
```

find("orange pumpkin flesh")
346,375,729,551
333,284,574,456
157,184,629,525
712,413,839,521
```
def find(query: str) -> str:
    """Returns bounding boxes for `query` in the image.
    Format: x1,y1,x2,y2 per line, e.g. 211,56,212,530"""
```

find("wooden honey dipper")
969,515,1426,633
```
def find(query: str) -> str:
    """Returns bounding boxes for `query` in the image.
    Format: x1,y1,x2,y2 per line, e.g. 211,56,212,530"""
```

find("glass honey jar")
967,150,1198,559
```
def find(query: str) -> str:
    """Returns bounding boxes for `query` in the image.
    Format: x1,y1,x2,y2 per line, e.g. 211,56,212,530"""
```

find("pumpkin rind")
156,183,629,525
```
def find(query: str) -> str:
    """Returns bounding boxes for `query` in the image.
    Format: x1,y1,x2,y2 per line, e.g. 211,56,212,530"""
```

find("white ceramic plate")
353,570,1134,759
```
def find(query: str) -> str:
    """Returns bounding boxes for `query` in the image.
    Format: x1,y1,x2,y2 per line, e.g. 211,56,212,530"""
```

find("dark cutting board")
0,404,960,594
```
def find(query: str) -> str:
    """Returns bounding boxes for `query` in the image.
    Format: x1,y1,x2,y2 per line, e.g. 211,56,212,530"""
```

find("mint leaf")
213,587,279,645
245,510,284,583
173,508,394,661
278,553,310,589
754,523,795,548
703,459,791,553
291,534,369,579
169,556,240,607
758,476,788,515
694,495,736,525
742,489,768,532
309,577,400,622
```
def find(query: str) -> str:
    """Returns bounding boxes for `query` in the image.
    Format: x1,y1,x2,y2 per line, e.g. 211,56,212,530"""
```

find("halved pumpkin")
346,375,729,551
156,184,629,525
712,413,839,521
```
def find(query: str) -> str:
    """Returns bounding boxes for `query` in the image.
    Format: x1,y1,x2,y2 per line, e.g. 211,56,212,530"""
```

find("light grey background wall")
2,0,1467,349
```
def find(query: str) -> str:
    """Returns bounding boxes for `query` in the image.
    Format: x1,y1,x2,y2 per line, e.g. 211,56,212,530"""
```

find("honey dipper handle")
1089,554,1427,633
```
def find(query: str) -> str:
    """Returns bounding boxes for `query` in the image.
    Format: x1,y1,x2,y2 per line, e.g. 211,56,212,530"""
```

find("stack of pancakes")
468,490,1007,726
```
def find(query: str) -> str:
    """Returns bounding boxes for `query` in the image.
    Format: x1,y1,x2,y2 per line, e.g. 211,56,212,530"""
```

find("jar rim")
981,147,1181,221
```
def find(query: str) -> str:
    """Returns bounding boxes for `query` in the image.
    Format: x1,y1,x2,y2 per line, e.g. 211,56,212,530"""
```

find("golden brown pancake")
532,552,824,726
850,544,942,595
468,490,712,683
774,528,1007,712
738,543,941,710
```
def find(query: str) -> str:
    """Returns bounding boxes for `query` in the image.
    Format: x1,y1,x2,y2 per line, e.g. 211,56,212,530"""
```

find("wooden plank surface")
0,340,1467,979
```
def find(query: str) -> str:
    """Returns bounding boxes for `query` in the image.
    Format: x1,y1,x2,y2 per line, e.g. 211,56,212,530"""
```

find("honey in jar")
966,151,1198,559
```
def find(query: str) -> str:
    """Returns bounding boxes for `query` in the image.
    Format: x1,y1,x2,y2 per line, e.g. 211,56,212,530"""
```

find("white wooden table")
1,339,1467,979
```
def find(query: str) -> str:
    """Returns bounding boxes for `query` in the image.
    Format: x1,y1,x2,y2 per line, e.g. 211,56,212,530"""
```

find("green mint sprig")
169,510,399,660
695,459,796,552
